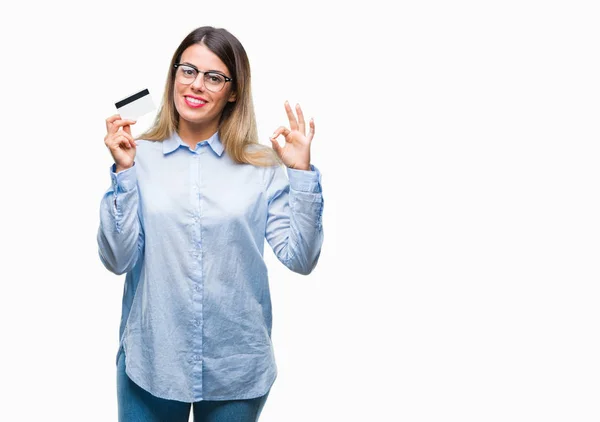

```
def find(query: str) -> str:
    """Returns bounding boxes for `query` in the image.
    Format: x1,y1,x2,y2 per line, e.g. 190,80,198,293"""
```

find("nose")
191,73,206,91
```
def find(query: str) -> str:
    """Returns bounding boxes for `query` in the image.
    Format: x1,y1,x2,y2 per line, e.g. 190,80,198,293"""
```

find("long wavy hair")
137,26,280,167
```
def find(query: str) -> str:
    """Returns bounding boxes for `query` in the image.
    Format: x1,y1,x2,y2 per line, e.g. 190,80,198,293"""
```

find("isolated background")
1,0,599,421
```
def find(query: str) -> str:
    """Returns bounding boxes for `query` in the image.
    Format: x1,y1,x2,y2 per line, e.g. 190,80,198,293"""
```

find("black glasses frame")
173,63,233,91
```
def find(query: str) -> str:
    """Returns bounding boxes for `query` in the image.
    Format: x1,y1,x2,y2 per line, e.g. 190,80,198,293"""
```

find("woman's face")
174,43,236,134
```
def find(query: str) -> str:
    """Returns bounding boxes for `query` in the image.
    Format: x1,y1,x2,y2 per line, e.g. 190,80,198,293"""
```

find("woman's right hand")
105,114,137,172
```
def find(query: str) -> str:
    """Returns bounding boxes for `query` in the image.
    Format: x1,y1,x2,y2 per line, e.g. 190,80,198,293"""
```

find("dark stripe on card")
115,89,150,109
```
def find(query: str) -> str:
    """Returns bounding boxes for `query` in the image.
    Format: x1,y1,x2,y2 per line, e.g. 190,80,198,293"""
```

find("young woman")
97,26,324,421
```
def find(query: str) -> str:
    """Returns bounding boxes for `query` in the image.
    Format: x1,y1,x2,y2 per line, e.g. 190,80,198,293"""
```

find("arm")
97,163,144,275
265,164,324,275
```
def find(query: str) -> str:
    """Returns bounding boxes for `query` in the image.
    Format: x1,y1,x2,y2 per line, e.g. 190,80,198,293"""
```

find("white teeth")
186,97,205,104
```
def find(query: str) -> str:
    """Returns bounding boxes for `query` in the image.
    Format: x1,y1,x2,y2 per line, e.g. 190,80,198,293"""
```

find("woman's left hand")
270,101,314,171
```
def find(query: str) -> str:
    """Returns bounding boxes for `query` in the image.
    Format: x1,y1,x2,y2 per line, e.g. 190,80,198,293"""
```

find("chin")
177,105,201,121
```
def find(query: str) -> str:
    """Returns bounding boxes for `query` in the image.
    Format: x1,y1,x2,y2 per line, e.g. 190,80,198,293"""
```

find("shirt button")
195,284,200,292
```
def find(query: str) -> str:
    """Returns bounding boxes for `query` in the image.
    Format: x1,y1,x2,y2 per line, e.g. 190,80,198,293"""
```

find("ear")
228,90,237,103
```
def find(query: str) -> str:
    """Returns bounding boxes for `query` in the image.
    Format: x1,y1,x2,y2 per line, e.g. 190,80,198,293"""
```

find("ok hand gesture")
270,102,315,171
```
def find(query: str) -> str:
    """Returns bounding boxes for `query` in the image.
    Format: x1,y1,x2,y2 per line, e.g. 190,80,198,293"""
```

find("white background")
1,0,599,421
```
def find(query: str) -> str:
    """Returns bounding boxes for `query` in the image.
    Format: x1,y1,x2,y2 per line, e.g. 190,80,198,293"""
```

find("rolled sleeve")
111,163,137,193
286,165,322,193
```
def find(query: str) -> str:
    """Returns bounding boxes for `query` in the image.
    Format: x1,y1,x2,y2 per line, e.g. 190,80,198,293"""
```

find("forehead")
180,43,229,74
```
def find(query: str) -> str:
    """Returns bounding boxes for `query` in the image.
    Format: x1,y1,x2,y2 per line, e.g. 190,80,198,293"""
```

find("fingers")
114,119,136,134
106,114,137,134
284,101,298,131
116,136,136,150
121,130,136,149
270,137,283,157
119,133,136,150
105,114,121,129
307,117,315,143
271,126,291,140
270,126,290,158
295,103,306,134
283,102,310,136
105,127,136,150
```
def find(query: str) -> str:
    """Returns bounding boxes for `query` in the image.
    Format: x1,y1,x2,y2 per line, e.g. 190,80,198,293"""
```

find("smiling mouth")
185,96,206,105
184,96,207,108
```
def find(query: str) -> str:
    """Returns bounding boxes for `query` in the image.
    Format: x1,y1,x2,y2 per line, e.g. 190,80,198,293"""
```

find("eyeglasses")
173,63,233,92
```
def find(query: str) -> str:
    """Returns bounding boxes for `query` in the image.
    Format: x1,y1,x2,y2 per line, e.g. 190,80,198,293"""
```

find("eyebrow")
181,62,228,75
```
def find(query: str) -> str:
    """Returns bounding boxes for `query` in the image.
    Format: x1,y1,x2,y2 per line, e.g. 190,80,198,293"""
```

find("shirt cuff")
286,164,322,193
110,163,137,193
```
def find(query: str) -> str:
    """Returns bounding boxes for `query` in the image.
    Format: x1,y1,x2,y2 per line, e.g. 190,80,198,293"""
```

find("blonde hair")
137,26,280,167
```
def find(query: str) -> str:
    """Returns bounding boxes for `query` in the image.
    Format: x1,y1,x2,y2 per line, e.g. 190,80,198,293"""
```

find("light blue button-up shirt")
97,131,324,402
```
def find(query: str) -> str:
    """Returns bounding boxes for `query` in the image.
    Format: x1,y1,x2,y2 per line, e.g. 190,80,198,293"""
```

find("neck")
178,119,219,149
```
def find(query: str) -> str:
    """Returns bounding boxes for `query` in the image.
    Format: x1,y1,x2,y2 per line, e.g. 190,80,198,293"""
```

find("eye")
181,66,196,77
207,73,225,84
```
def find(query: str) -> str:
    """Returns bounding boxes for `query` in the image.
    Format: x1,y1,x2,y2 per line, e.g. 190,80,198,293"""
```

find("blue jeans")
117,352,269,422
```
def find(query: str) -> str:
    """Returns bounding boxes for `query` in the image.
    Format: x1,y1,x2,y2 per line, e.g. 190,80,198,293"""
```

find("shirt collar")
163,131,224,157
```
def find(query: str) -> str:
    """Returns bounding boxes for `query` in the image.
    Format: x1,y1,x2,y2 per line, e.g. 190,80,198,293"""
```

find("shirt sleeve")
264,164,324,275
97,163,144,275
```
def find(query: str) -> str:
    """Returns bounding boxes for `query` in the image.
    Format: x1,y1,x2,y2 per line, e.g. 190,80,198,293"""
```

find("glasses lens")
176,66,229,92
204,72,226,92
176,65,197,85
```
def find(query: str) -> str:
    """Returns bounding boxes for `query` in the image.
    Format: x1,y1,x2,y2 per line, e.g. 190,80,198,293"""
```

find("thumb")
270,137,283,157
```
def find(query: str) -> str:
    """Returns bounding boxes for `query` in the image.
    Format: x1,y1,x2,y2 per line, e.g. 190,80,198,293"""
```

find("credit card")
115,89,156,120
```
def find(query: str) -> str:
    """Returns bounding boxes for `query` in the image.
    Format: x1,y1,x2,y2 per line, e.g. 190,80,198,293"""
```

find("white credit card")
115,89,156,120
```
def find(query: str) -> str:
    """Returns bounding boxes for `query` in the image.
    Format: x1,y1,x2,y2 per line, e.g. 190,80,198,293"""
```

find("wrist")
291,163,310,171
115,163,133,173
